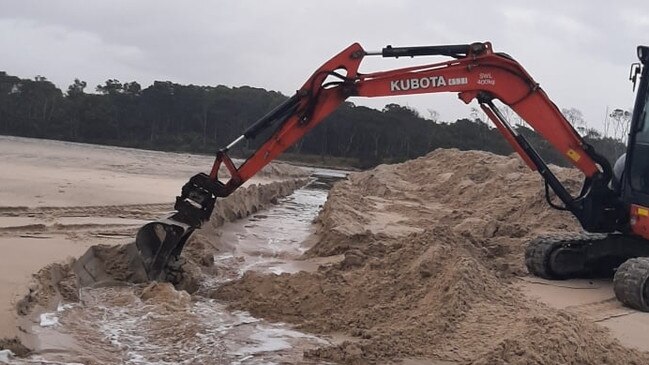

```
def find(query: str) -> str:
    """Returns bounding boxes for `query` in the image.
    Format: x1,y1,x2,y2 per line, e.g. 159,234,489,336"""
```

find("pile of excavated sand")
16,178,309,321
253,161,312,179
213,149,649,364
308,148,582,276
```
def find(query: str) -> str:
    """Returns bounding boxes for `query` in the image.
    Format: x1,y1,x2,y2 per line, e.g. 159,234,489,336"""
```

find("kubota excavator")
134,42,649,311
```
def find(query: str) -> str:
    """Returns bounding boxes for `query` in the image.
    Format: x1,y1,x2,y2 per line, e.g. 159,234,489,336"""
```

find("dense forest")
0,71,628,169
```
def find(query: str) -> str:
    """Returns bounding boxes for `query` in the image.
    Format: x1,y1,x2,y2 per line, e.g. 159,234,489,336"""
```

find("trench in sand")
11,171,345,365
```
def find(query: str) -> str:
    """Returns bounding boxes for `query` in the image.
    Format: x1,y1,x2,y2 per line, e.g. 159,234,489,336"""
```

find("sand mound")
254,161,311,179
213,149,649,364
140,282,191,310
16,261,78,317
310,149,580,276
206,179,309,228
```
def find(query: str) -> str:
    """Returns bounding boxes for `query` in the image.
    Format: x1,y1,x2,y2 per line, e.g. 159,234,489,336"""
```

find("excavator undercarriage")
525,233,649,279
525,233,649,311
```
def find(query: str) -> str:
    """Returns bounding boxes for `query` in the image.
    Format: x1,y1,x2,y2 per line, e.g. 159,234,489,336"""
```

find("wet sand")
0,136,211,207
517,277,649,352
0,237,83,337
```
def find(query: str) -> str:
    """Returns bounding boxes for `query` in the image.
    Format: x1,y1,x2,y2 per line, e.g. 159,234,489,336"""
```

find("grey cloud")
1,0,648,130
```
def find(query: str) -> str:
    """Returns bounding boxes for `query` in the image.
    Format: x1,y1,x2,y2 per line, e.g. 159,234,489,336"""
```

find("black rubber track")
524,232,607,280
524,236,560,279
614,257,649,312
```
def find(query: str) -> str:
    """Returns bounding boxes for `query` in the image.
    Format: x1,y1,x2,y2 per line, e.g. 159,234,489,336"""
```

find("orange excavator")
135,42,649,311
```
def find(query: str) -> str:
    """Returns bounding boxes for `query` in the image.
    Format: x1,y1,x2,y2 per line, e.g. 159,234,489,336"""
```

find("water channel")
6,170,346,365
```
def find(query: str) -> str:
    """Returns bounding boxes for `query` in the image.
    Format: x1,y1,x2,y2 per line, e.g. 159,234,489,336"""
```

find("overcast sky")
1,1,648,131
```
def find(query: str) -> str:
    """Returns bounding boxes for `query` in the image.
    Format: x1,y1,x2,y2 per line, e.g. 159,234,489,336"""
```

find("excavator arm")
136,42,622,280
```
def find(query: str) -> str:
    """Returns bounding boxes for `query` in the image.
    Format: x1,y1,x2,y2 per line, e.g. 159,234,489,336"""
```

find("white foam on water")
232,310,262,325
57,303,75,312
39,312,59,327
228,323,331,364
267,266,287,275
4,353,87,365
39,303,76,327
0,349,14,363
233,327,294,355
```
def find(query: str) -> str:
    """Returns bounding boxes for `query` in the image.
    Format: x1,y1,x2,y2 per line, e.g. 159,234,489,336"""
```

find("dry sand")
213,149,649,364
0,136,308,346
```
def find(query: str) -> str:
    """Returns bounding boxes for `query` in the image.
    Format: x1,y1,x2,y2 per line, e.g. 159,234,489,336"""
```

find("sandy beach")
3,137,649,364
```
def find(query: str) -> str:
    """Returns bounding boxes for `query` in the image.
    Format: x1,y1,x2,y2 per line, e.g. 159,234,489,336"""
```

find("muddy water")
8,173,345,365
212,187,332,283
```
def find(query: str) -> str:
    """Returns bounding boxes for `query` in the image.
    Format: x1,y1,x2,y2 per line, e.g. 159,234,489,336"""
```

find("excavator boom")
135,41,623,281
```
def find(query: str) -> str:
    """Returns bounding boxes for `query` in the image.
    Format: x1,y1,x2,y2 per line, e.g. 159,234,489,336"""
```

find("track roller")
525,237,561,279
613,257,649,312
524,233,602,279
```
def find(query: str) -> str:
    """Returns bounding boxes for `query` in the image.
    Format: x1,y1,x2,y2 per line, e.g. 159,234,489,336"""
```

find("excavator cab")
622,46,649,214
612,53,649,310
524,45,649,312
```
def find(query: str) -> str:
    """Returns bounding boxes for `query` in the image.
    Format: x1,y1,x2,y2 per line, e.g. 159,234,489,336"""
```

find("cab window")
630,89,649,193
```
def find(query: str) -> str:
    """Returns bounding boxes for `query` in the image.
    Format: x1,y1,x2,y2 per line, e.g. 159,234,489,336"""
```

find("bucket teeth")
135,216,193,281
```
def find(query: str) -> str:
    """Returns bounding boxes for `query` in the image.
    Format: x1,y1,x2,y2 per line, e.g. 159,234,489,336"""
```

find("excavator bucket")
134,172,224,280
135,217,194,281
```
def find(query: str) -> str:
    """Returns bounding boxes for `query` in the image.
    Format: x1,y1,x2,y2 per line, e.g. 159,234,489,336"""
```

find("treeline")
0,71,625,169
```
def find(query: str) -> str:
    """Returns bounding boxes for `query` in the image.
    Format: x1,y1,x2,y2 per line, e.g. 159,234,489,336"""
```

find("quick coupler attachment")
174,173,227,228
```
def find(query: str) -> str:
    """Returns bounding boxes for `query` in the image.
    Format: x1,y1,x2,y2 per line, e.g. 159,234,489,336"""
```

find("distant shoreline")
0,134,360,171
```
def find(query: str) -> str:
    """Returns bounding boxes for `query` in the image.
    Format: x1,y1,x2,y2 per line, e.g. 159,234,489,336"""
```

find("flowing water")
6,171,346,365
